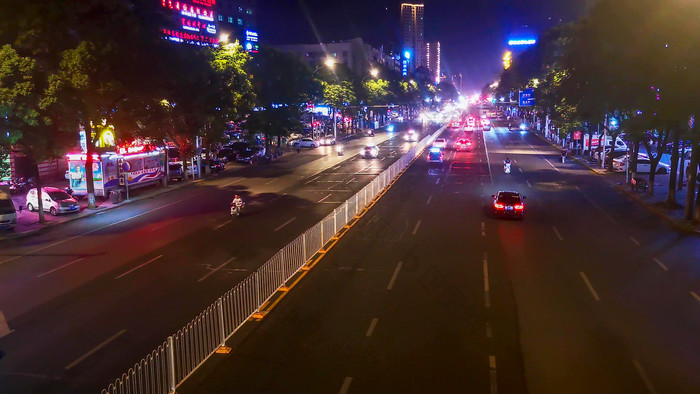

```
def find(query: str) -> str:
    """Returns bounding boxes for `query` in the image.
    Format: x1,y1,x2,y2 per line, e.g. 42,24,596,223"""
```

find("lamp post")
311,58,336,139
361,69,379,130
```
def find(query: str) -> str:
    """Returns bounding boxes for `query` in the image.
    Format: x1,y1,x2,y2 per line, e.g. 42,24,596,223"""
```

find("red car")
454,138,473,151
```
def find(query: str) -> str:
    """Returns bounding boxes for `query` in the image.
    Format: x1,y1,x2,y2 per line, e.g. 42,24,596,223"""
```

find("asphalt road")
181,117,700,393
0,121,440,393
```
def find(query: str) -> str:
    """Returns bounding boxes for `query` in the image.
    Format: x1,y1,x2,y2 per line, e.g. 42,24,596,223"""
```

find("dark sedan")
492,191,526,219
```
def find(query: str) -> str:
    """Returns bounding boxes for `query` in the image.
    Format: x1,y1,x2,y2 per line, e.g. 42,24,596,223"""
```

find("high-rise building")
425,41,440,84
160,0,219,46
400,3,424,75
216,0,259,51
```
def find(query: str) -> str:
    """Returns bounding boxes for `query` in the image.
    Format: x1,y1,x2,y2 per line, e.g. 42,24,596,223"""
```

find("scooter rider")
231,194,244,216
504,157,512,173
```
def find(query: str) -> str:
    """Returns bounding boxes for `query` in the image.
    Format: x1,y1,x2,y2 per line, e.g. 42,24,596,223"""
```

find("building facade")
425,41,440,84
275,38,400,76
160,0,219,46
216,0,259,51
400,3,425,75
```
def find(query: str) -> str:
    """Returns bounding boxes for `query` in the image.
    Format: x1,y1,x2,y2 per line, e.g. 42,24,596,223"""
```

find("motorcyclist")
504,157,511,165
504,157,511,173
231,194,244,216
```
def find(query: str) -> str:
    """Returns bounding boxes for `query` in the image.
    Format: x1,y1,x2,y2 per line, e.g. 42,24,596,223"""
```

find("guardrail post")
345,202,348,224
334,209,337,232
320,221,324,245
217,299,225,346
167,336,176,393
302,233,307,262
255,271,261,310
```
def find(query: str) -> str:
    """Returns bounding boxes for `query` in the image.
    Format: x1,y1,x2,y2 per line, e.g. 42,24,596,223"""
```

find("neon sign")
162,29,218,45
508,39,537,46
117,144,157,155
245,30,259,43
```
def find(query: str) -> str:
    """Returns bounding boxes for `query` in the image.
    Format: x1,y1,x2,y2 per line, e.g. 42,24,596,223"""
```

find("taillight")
494,203,504,209
514,204,524,210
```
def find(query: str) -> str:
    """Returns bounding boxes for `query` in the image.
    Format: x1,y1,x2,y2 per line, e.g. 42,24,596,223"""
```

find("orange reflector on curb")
252,311,266,319
216,346,232,354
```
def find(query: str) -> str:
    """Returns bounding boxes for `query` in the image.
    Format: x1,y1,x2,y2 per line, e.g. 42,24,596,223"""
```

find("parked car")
290,138,318,149
168,162,184,181
612,154,671,174
236,146,266,163
0,185,17,231
201,159,226,173
26,187,80,216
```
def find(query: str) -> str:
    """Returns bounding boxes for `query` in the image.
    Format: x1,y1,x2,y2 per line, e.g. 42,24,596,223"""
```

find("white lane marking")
365,318,378,337
518,167,523,173
0,311,13,338
304,176,320,185
630,236,641,246
435,178,440,185
380,157,387,161
222,177,244,187
526,180,531,187
214,220,232,230
574,185,580,191
339,377,353,394
579,272,601,301
652,258,668,272
387,261,403,290
149,217,183,232
426,195,432,205
691,291,700,304
412,220,422,235
37,257,86,278
318,194,332,203
483,253,490,308
274,217,297,232
482,131,494,184
198,257,236,282
0,197,190,266
115,255,164,280
632,359,658,394
481,222,486,237
264,178,279,185
581,193,617,224
489,355,498,394
543,158,561,172
485,322,493,338
65,329,127,370
552,226,564,241
333,165,342,170
345,177,356,185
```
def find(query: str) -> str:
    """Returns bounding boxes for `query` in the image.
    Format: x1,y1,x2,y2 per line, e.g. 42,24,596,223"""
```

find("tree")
436,81,458,102
363,79,393,105
323,81,356,136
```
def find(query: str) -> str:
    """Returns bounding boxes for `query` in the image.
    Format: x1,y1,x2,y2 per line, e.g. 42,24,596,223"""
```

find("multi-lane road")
0,122,439,393
181,119,700,393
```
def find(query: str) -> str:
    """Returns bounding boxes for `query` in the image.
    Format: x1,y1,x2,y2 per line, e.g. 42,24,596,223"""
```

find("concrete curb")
0,179,201,243
534,132,699,235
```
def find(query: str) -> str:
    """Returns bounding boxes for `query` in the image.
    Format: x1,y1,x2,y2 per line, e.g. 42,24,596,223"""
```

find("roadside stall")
66,143,165,199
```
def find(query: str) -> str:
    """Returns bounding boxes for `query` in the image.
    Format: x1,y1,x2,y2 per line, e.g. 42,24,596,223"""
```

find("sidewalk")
1,178,198,242
535,131,700,234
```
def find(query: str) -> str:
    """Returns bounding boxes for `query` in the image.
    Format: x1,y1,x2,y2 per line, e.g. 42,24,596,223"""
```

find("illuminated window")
238,6,243,13
237,18,243,25
228,16,233,23
218,15,223,21
246,8,253,15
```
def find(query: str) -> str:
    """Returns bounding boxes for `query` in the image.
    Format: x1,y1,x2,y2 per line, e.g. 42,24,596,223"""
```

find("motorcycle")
230,202,244,217
504,163,511,174
336,145,344,156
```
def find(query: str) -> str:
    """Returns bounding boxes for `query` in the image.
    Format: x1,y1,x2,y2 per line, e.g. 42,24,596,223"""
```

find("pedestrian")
296,144,301,154
561,149,567,163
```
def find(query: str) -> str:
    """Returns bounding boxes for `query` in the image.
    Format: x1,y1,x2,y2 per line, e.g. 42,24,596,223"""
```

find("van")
584,134,628,152
26,187,80,216
0,185,17,231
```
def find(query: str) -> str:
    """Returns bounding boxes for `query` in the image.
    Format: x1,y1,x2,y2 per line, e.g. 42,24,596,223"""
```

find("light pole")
311,58,336,139
360,69,379,130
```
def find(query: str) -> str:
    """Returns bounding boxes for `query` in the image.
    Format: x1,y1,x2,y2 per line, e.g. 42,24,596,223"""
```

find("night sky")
258,0,588,92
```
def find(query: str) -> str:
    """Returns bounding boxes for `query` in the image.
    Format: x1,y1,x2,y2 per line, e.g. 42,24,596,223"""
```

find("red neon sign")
117,144,156,155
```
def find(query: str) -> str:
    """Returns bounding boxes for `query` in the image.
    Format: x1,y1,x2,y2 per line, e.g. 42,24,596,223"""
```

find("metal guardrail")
101,124,446,394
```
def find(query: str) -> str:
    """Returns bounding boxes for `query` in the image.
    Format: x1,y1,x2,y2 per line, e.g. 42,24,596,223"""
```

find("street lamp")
310,58,337,139
361,68,379,83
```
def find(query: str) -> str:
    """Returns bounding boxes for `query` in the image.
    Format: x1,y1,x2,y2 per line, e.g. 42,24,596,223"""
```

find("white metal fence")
101,125,445,394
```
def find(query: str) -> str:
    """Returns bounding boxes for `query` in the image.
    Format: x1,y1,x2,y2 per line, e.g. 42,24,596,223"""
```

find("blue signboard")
519,89,535,107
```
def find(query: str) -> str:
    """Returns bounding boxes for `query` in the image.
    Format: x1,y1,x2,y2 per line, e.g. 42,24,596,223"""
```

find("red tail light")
494,203,504,209
514,204,524,210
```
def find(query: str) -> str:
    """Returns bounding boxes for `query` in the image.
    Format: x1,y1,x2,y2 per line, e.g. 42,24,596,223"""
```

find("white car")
360,144,379,159
26,187,80,216
612,154,671,174
404,130,418,142
291,138,318,148
432,138,447,149
318,135,336,146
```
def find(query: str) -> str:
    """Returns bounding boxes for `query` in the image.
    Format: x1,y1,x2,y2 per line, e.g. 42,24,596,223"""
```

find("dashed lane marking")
630,236,640,246
318,194,332,203
489,355,498,394
632,359,658,394
198,257,236,282
339,377,353,394
365,318,378,337
387,261,403,290
552,226,564,241
115,255,164,280
65,329,127,370
412,220,422,235
214,220,232,230
426,195,432,205
274,217,297,232
37,257,86,278
653,258,668,272
580,271,601,301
